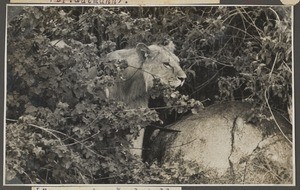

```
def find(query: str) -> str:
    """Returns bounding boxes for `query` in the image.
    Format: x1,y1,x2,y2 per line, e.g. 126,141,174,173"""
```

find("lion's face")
137,43,187,90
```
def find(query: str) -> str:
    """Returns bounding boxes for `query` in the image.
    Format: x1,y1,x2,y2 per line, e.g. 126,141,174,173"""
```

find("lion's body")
105,43,186,156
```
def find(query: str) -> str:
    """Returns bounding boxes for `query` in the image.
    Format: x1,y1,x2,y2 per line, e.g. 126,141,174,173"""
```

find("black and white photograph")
4,5,294,185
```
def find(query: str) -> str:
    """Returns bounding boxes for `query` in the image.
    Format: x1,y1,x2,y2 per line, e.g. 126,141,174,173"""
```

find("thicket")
6,6,292,184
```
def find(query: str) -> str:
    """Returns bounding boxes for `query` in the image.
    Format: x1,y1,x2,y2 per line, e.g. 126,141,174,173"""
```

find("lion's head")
106,42,187,108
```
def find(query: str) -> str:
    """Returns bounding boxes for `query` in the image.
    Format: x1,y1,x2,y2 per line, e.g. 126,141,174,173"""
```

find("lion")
105,42,187,156
51,40,187,157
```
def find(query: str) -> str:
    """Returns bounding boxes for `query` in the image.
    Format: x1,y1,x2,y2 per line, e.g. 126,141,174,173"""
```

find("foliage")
6,6,292,184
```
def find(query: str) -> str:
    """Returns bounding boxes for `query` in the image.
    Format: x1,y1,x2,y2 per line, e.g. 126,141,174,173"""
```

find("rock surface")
145,101,293,184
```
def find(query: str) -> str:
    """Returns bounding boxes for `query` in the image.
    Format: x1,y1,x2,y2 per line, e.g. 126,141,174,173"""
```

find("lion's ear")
164,41,176,53
136,43,151,61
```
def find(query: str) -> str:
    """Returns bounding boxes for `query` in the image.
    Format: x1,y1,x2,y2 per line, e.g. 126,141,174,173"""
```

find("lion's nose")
178,77,186,82
178,76,186,86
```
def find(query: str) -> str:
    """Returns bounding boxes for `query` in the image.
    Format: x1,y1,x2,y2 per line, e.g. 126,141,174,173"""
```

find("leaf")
25,105,38,113
33,146,45,158
88,66,98,79
191,108,199,114
57,102,69,109
6,168,17,181
75,103,85,114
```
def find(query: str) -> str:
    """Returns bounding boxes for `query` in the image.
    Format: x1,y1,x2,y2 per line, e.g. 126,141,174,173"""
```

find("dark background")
1,0,299,189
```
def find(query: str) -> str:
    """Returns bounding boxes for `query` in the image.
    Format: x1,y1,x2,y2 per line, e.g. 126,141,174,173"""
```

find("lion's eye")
163,62,172,68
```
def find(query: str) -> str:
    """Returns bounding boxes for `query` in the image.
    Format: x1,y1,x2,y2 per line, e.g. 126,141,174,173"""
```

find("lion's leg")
131,128,145,157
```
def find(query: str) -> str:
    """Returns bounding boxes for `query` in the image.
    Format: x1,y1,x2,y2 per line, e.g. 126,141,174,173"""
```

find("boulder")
145,101,293,184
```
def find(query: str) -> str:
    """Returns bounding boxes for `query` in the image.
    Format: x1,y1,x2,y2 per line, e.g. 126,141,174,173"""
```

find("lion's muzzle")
169,75,186,88
178,76,186,86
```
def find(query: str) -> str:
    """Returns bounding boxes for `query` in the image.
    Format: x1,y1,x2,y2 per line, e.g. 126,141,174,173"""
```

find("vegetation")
6,6,292,183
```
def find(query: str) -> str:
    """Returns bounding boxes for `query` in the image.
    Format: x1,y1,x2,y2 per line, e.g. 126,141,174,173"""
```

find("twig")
226,25,261,44
60,131,100,147
264,51,292,145
44,128,106,158
6,118,106,158
239,7,263,38
268,52,278,81
186,55,234,67
222,10,240,24
242,160,249,184
252,162,284,183
236,7,250,41
6,118,63,146
283,61,292,74
23,171,33,184
167,138,198,149
268,7,281,21
264,89,292,145
123,105,184,112
193,69,221,91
